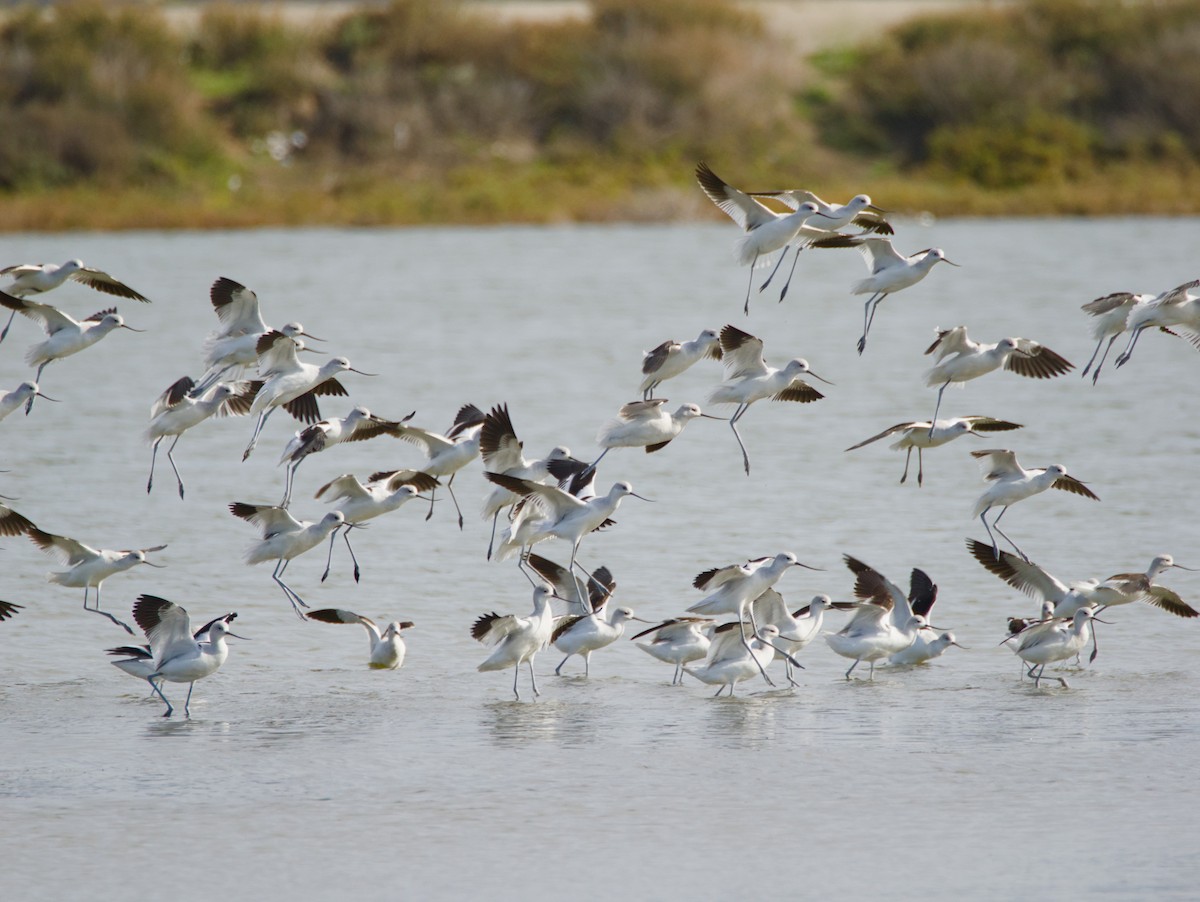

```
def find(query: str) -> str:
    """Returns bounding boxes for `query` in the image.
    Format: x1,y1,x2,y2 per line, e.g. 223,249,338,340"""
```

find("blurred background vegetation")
1,0,1198,229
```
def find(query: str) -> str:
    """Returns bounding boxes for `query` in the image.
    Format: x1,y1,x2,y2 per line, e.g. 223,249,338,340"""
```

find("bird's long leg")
980,507,1000,559
486,510,501,560
183,682,195,718
342,525,362,583
280,461,298,508
743,253,759,315
741,602,776,688
446,473,464,530
583,651,591,678
86,584,134,634
868,660,876,681
1081,338,1104,378
511,663,521,700
0,309,15,343
147,437,162,494
777,246,805,302
845,658,860,680
990,506,1027,561
1089,624,1100,664
582,447,609,478
243,408,274,461
857,292,885,355
273,558,308,618
146,675,173,716
916,448,925,487
555,654,570,676
929,382,950,438
320,527,339,582
165,435,186,500
899,446,913,484
1115,326,1145,367
728,403,752,475
425,483,437,521
1091,335,1120,385
758,246,791,295
529,659,541,698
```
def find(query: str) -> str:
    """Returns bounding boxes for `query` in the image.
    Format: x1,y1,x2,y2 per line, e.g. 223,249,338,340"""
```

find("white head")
924,248,959,267
547,445,572,461
697,329,720,346
1046,464,1069,480
673,403,705,421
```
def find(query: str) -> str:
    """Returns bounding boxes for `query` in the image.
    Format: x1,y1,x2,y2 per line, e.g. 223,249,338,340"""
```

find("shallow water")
1,219,1198,899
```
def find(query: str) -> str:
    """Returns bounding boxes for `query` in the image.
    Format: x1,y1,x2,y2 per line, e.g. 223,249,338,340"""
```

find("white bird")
968,538,1104,618
638,329,723,400
1095,555,1199,618
686,552,820,686
695,161,837,312
479,403,571,560
824,555,926,679
0,293,143,402
313,471,437,582
145,376,258,499
878,567,965,665
588,399,720,472
1009,608,1100,689
683,623,787,697
630,616,716,685
130,594,247,717
924,326,1073,428
472,584,557,700
306,608,415,669
748,188,892,234
708,324,831,475
825,235,959,354
486,474,651,574
549,568,646,676
0,258,149,342
1079,291,1151,384
107,611,239,687
242,334,375,460
229,502,346,616
0,380,58,422
752,590,855,685
26,527,166,633
1114,278,1200,368
970,449,1098,562
368,403,486,529
277,406,414,507
844,415,1023,486
195,277,321,391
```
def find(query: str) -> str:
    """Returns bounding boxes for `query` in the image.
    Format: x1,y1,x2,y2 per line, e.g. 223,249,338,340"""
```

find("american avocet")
306,608,414,669
695,162,835,313
845,415,1023,486
1111,278,1200,369
683,623,787,697
107,611,238,686
368,404,485,529
0,292,143,404
638,329,723,400
479,403,571,559
1096,555,1199,618
825,555,925,679
0,600,23,622
686,552,820,686
708,324,831,475
588,399,720,472
313,471,437,582
1009,608,1101,689
195,277,322,391
146,376,258,499
924,326,1073,429
26,527,166,633
880,567,965,665
0,259,149,342
630,616,716,685
1079,291,1151,384
242,336,375,461
819,235,958,354
552,606,644,677
229,502,345,617
473,584,556,700
278,406,414,507
970,449,1098,561
751,590,856,685
0,381,58,422
130,594,247,717
486,474,651,574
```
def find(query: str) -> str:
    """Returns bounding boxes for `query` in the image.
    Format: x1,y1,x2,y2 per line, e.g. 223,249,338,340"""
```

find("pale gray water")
1,219,1198,900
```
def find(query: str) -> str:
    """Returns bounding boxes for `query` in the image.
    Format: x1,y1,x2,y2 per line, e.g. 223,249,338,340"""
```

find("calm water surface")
1,220,1198,900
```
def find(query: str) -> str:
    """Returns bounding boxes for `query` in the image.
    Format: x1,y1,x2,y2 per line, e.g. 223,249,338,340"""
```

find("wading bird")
307,609,414,669
638,329,722,400
844,415,1023,486
472,584,556,700
630,616,716,685
0,258,149,342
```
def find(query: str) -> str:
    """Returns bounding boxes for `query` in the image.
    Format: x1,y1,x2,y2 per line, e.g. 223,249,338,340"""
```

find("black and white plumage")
307,609,415,669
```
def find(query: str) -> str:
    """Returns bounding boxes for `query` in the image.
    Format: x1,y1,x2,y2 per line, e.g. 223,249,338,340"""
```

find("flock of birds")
1,163,1198,713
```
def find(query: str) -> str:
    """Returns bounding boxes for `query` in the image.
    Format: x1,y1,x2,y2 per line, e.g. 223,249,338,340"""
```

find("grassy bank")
1,0,1198,231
